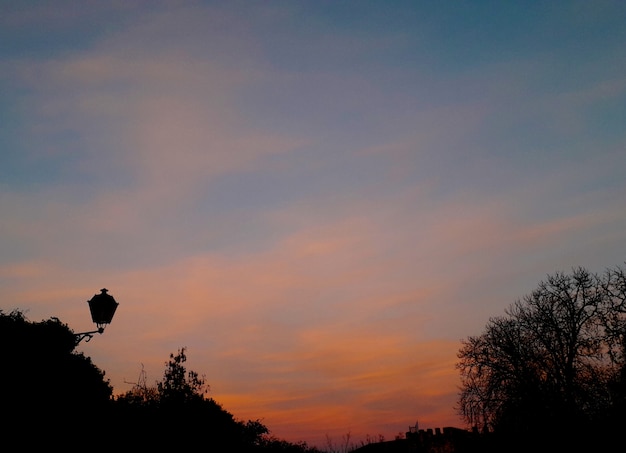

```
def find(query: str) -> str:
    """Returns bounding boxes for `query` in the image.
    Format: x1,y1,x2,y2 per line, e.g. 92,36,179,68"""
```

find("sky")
1,0,625,448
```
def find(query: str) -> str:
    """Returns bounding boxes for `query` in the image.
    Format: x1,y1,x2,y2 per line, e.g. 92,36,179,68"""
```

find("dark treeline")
0,310,320,452
351,264,626,453
3,263,626,452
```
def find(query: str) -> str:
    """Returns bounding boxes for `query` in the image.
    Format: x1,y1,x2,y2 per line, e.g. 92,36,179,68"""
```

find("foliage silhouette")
114,347,321,451
0,310,319,451
456,264,626,451
0,309,113,448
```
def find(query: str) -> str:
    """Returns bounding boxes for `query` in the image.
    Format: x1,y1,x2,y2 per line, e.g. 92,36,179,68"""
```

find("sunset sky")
2,0,625,448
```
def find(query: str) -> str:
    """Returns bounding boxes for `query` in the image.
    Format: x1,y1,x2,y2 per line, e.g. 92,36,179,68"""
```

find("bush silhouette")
0,310,318,451
0,310,113,448
114,347,321,451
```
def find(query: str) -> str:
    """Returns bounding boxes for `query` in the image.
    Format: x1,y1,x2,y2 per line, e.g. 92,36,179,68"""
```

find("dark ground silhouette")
3,263,626,453
0,310,320,452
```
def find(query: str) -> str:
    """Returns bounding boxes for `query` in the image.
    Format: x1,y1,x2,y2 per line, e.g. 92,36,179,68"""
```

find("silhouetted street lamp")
74,288,119,345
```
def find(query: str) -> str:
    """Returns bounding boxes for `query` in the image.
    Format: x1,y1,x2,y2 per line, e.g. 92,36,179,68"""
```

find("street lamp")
75,288,119,345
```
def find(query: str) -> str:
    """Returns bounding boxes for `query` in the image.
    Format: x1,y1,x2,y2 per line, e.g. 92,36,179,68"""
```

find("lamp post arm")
74,328,104,345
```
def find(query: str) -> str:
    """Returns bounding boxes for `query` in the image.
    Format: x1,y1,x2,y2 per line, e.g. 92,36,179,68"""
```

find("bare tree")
457,265,626,436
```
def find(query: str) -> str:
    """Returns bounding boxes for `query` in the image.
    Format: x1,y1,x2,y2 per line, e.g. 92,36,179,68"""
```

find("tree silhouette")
456,265,626,450
157,347,209,405
0,310,114,448
115,347,321,451
0,306,325,451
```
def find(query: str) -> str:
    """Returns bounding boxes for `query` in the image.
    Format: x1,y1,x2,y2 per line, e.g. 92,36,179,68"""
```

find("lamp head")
87,288,118,331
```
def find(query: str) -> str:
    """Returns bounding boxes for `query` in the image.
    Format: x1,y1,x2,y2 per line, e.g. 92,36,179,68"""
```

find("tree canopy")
0,310,319,451
113,347,322,451
456,265,626,449
0,310,114,447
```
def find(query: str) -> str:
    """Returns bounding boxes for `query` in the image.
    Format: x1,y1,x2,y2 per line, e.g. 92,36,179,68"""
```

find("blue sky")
1,1,626,447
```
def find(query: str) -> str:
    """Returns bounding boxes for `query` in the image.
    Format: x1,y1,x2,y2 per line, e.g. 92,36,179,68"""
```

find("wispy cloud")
2,1,626,448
